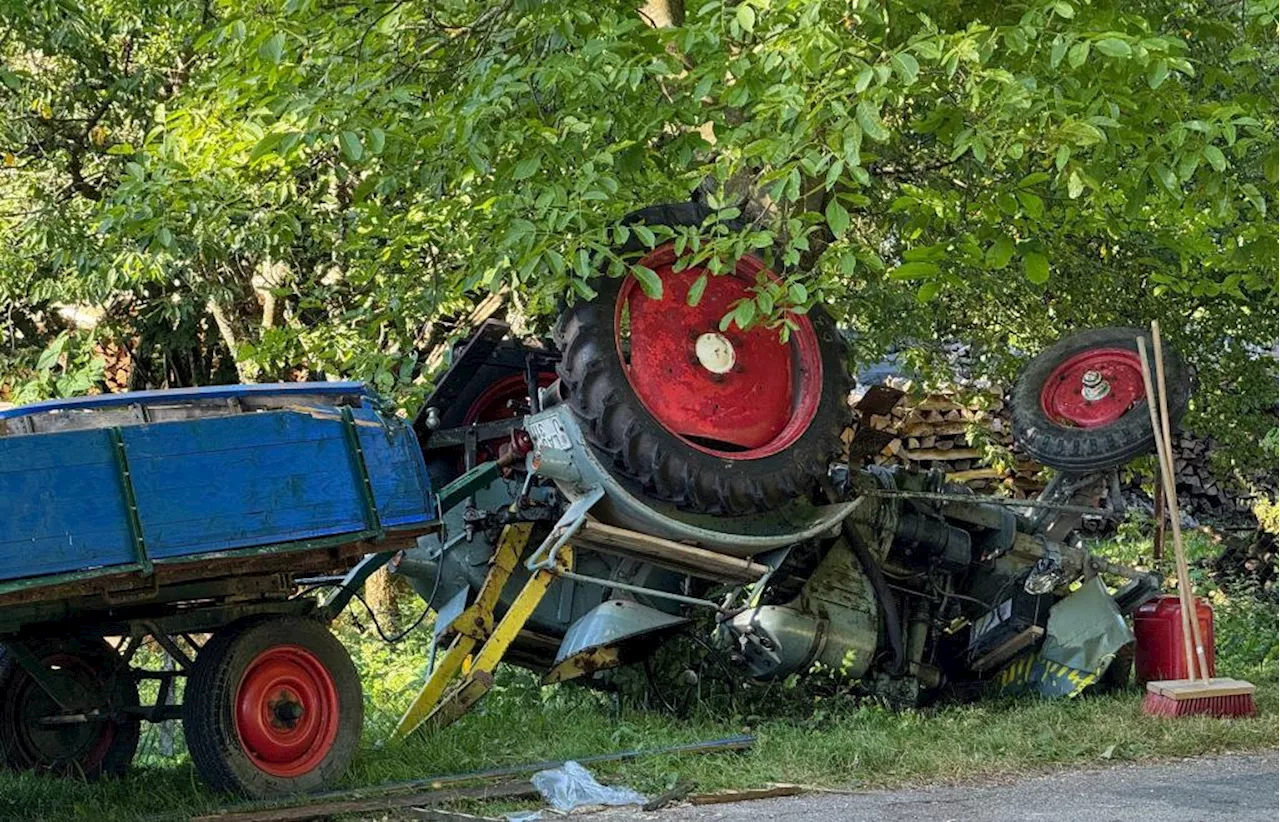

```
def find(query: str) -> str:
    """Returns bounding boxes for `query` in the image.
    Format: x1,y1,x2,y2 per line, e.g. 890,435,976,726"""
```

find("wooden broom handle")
1151,320,1211,682
1137,336,1197,681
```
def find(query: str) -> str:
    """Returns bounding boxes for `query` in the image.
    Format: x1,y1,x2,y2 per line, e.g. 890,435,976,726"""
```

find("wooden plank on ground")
689,785,803,805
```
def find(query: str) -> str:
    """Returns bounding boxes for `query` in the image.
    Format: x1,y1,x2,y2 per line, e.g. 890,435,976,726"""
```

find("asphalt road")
593,752,1279,822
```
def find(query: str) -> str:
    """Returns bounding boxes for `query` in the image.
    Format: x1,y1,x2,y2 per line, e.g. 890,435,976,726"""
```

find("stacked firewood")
843,383,1046,496
845,384,1273,525
1166,433,1275,527
99,339,133,392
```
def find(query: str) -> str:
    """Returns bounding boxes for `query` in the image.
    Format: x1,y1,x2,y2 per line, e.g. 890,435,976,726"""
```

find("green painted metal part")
341,406,384,533
436,460,501,514
317,550,397,622
109,426,152,576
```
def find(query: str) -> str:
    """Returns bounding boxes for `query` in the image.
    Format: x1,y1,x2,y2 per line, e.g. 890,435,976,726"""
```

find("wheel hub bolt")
270,692,304,728
1081,370,1111,402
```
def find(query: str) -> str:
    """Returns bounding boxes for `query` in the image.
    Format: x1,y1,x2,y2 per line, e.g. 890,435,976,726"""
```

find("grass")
1,531,1276,821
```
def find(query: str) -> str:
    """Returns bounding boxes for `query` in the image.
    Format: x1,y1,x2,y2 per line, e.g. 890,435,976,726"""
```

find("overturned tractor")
388,203,1186,739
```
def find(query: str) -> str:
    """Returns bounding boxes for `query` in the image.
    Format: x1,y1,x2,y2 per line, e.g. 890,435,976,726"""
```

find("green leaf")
733,298,757,329
916,281,940,303
1052,1,1075,18
889,261,940,280
1241,183,1266,216
1023,252,1050,284
856,100,890,143
511,154,540,180
788,282,808,304
985,236,1015,270
1017,191,1045,220
1151,162,1179,194
825,199,850,237
339,131,363,163
890,52,919,85
1050,38,1068,69
735,4,755,33
156,227,173,248
633,224,657,248
259,32,286,64
854,67,874,94
1147,59,1170,89
687,274,708,306
1067,41,1089,68
368,128,386,155
36,335,66,372
631,265,663,299
1095,38,1131,58
1203,144,1227,172
1067,170,1084,199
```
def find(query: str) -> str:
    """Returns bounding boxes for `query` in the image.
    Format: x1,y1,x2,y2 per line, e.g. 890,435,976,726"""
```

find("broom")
1138,321,1256,718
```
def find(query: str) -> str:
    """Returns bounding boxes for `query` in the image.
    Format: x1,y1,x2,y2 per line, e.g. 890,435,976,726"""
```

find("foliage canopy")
1,0,1276,463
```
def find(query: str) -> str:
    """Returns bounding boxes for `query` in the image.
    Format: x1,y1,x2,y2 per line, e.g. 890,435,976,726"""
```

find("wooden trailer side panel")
0,428,137,578
0,407,434,583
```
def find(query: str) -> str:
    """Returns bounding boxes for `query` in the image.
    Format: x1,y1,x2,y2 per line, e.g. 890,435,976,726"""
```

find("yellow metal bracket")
422,543,573,732
390,522,578,742
389,522,535,742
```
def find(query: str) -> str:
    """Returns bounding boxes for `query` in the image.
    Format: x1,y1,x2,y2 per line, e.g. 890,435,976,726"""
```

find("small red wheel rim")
614,244,823,459
234,646,339,778
1040,347,1145,428
15,652,115,771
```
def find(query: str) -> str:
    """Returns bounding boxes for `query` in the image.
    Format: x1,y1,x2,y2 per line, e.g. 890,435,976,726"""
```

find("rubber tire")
554,201,852,515
182,617,363,798
0,638,140,780
1011,327,1190,473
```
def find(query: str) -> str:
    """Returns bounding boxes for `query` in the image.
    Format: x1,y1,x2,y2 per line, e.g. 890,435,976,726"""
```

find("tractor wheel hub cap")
1080,369,1111,402
694,332,736,374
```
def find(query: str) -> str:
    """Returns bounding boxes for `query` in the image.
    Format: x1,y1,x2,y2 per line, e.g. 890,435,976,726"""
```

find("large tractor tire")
554,202,851,515
183,617,362,798
0,638,140,780
1011,327,1191,473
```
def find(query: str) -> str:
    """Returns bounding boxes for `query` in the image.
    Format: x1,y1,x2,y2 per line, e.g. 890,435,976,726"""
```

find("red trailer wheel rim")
614,244,823,458
235,646,339,778
16,652,115,770
1040,348,1145,428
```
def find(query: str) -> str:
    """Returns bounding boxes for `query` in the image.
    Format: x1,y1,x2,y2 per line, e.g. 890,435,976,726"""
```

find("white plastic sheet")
530,760,646,812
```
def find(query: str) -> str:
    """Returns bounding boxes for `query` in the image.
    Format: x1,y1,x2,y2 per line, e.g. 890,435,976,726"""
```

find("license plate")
528,416,571,451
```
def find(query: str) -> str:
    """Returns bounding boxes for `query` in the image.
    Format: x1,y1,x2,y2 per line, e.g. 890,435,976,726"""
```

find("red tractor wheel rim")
462,373,556,425
235,646,339,778
614,244,823,459
1040,348,1145,428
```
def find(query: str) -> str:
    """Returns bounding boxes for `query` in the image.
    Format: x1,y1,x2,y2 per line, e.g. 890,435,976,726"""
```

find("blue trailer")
0,383,436,796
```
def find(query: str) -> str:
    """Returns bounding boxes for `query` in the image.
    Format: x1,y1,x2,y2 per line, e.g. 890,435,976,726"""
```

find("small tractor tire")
1012,326,1190,473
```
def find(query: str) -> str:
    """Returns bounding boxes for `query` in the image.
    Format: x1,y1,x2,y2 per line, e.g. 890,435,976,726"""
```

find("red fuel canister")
1133,594,1216,684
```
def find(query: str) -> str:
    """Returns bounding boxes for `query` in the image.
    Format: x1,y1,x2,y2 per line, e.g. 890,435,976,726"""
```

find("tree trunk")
640,0,683,27
364,566,401,634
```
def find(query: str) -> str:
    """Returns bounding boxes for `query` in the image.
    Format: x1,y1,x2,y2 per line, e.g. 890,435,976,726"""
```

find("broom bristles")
1142,689,1257,718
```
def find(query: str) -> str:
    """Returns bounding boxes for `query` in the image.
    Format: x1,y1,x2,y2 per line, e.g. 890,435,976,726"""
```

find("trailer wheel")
183,617,362,797
1011,327,1190,472
0,639,140,779
555,201,851,515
